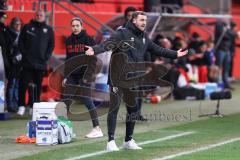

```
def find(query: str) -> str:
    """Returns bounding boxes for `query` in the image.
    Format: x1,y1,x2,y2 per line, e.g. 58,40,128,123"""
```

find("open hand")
177,49,188,57
85,46,95,56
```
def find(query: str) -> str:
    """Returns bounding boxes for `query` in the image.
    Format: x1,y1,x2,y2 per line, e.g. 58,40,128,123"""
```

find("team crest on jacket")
130,37,134,42
31,27,35,31
43,28,48,33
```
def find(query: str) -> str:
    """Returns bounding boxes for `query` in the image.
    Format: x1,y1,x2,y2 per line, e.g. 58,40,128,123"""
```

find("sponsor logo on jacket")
67,44,85,53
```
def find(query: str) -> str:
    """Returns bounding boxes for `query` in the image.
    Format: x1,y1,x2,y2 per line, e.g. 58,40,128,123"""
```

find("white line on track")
153,137,240,160
64,131,194,160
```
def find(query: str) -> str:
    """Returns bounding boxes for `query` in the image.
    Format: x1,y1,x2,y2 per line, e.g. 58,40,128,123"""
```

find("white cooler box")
36,118,58,145
32,102,67,121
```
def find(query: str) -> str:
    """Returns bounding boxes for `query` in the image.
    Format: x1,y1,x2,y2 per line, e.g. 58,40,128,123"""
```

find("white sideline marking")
153,137,240,160
64,132,194,160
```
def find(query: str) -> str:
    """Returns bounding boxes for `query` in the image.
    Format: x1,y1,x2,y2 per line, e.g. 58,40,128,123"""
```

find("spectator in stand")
188,40,209,82
172,36,188,69
160,38,172,49
153,35,172,63
188,41,204,64
17,10,54,115
6,17,23,112
153,34,164,46
188,32,202,52
153,35,180,88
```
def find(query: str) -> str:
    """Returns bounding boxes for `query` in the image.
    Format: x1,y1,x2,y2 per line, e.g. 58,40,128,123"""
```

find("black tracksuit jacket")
93,22,178,85
65,30,95,78
18,20,54,70
0,22,13,77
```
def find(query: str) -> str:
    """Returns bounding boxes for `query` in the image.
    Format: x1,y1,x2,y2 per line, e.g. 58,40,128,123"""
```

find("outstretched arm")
147,40,188,59
85,31,122,56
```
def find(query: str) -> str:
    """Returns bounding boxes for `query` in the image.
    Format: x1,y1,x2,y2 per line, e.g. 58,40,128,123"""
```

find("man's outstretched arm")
147,40,188,59
85,31,122,56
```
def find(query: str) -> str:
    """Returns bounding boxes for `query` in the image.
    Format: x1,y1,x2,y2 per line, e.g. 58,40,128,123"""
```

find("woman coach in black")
64,18,103,139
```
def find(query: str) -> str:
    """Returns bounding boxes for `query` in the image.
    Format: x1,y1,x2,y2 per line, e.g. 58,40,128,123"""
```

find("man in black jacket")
64,17,103,139
0,11,12,78
85,11,188,151
17,10,54,115
123,6,147,122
